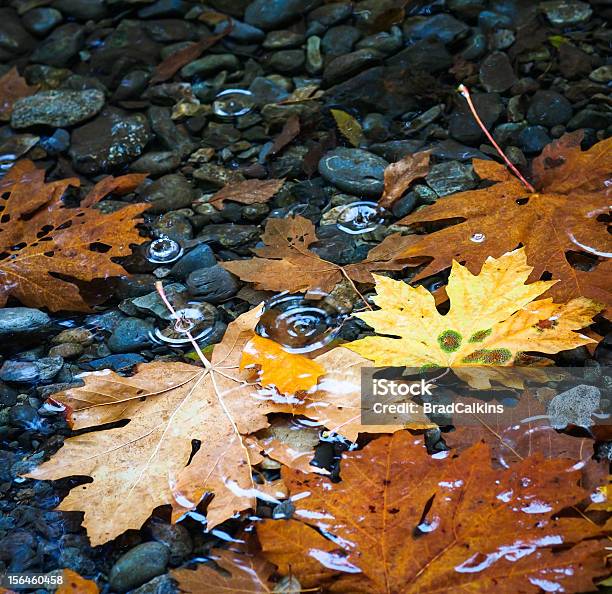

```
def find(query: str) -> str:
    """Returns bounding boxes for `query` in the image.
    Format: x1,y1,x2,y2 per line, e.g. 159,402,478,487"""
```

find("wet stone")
48,343,83,359
402,14,470,45
22,8,63,37
132,284,188,319
308,2,353,29
589,66,612,84
148,520,193,564
109,542,170,593
263,30,305,49
323,49,383,85
138,0,193,19
321,25,361,57
527,90,573,127
108,318,155,353
479,52,517,93
131,152,181,176
11,90,105,129
69,107,151,175
130,574,176,594
180,54,240,78
426,161,477,196
318,148,388,197
0,8,36,57
461,31,487,60
169,243,217,278
567,109,612,131
0,308,51,338
187,266,239,303
558,43,593,79
148,106,195,158
141,174,195,214
356,27,402,55
518,125,552,153
197,223,259,248
386,39,453,73
269,50,305,74
540,0,592,25
449,92,503,145
83,354,146,372
244,0,322,30
0,357,63,383
29,23,84,67
8,405,40,429
52,0,107,20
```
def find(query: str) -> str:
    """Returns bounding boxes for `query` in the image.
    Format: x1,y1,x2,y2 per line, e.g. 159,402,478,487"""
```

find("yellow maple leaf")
346,248,603,369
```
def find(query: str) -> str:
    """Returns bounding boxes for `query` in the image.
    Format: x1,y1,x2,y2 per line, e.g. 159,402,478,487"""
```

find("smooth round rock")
109,542,170,593
527,90,573,127
11,90,105,128
140,174,194,214
108,318,155,353
22,8,63,36
29,23,84,67
518,125,552,153
69,107,150,175
187,266,239,303
169,243,217,279
245,0,321,29
479,51,517,93
0,308,51,337
318,148,388,197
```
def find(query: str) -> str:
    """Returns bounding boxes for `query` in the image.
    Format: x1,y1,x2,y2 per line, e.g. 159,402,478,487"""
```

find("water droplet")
146,237,183,264
470,232,486,243
150,301,218,347
256,293,346,354
336,201,387,235
212,89,255,120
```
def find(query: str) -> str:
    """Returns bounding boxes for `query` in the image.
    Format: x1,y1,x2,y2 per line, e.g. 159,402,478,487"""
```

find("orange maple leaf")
258,431,610,593
0,161,147,311
398,132,611,313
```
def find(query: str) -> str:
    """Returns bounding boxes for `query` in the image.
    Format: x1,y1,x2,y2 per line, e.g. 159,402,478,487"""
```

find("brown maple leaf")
0,67,38,121
209,179,284,210
25,307,275,545
0,161,147,312
258,431,610,593
397,133,612,313
172,547,275,593
379,150,431,209
221,215,418,294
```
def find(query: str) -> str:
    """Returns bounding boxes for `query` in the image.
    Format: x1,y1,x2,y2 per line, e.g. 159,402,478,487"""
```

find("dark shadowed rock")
245,0,322,30
29,23,84,66
69,107,150,174
479,51,517,92
318,148,388,197
449,93,503,144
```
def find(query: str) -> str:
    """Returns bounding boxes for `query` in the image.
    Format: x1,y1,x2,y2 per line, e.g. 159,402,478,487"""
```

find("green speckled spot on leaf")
437,330,462,353
462,348,512,365
469,328,492,343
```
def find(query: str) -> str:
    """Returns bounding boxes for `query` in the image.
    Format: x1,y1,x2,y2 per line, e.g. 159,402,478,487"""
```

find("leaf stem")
457,84,536,193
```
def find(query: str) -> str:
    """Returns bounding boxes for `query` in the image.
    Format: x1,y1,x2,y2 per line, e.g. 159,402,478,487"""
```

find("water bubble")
146,237,183,264
470,232,486,243
256,293,346,354
336,201,387,235
150,301,218,347
212,89,255,120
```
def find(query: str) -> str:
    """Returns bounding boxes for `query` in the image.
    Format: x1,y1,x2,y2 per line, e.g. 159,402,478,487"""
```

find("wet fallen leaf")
253,417,328,475
269,114,301,157
172,547,275,593
275,347,433,441
150,24,232,84
398,133,612,313
331,109,364,147
378,150,431,209
258,431,609,593
0,161,147,312
221,215,418,294
0,67,39,121
25,308,277,545
346,248,603,369
589,476,612,513
241,335,326,394
209,179,284,210
56,569,99,594
80,172,147,208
